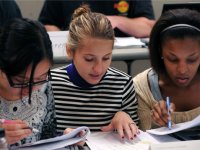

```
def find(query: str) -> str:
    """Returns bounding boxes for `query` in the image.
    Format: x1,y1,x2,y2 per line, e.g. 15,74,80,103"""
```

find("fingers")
115,125,124,139
129,122,139,138
1,120,32,145
151,109,165,126
152,102,168,126
2,123,29,131
113,122,139,140
76,141,85,147
6,128,31,137
6,129,32,145
64,127,85,137
152,100,175,127
64,128,86,146
170,103,175,112
101,111,139,140
0,119,24,128
101,123,113,132
124,122,139,140
63,128,74,135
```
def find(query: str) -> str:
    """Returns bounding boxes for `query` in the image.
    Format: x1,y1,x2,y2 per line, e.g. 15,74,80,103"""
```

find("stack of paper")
14,126,90,150
86,130,178,150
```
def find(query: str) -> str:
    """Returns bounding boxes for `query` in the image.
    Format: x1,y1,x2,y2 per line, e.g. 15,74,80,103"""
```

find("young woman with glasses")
0,18,55,147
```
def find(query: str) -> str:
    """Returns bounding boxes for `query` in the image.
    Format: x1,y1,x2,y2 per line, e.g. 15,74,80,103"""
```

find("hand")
151,100,175,127
101,111,139,140
0,119,32,144
64,128,85,146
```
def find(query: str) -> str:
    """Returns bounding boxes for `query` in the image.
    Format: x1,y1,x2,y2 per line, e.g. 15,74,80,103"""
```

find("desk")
53,47,149,75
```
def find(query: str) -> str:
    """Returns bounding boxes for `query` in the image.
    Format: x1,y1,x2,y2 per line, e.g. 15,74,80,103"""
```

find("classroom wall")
15,0,199,76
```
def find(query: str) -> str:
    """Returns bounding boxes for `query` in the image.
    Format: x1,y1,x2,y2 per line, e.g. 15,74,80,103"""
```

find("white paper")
14,126,90,150
147,115,200,135
48,31,68,58
114,37,145,48
151,140,200,150
86,130,177,150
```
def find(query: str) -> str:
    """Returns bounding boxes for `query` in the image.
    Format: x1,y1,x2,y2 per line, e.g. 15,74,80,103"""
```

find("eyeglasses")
6,70,51,88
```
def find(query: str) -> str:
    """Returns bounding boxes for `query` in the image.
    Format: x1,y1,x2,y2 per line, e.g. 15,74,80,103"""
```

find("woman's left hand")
101,111,139,140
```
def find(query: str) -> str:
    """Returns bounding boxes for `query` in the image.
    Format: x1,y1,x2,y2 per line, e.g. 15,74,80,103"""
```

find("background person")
0,0,22,28
50,4,139,140
133,9,200,131
39,0,155,37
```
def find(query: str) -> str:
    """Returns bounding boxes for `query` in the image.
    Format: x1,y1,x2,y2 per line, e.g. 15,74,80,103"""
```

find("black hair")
0,0,22,28
149,9,200,74
0,18,53,103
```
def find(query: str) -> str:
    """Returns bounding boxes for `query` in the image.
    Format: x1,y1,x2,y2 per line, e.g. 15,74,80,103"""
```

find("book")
86,130,178,150
147,115,200,135
14,126,90,150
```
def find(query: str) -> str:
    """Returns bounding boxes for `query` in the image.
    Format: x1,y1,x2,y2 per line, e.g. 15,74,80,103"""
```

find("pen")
0,119,39,133
166,97,172,129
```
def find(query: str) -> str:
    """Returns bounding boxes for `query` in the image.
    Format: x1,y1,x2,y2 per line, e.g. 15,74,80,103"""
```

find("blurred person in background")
39,0,155,38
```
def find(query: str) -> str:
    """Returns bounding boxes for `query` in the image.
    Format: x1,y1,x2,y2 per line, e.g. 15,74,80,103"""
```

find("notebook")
162,2,200,14
146,115,200,136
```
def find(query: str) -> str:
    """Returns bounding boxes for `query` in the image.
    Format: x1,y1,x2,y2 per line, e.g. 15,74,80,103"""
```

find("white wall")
16,0,44,20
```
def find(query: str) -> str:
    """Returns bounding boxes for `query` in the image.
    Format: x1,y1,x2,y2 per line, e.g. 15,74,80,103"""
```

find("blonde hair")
67,4,115,51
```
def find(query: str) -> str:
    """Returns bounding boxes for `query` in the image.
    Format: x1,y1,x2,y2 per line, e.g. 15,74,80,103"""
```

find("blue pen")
166,96,172,129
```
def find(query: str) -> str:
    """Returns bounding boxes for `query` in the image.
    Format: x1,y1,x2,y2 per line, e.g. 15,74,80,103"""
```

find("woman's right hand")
0,119,32,144
151,100,175,127
64,128,85,146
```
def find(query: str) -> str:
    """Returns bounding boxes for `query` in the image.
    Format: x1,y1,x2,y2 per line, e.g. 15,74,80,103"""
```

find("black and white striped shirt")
50,64,138,133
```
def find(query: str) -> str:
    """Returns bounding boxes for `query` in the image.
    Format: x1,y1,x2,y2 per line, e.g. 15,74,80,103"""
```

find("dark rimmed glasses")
6,70,51,88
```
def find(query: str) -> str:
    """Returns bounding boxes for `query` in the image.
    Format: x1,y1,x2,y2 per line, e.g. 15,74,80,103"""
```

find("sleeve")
133,71,157,131
121,77,139,125
136,94,154,131
41,83,57,139
38,0,66,30
129,0,155,19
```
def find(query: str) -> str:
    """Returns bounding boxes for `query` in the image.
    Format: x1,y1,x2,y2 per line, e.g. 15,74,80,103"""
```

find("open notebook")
14,126,90,150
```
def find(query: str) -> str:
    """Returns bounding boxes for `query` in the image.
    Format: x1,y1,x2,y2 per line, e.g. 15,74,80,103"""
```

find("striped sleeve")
122,77,139,124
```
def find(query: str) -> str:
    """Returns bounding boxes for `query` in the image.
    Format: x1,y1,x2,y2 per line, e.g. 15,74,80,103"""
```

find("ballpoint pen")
166,96,172,129
0,119,39,133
